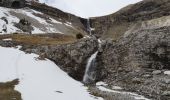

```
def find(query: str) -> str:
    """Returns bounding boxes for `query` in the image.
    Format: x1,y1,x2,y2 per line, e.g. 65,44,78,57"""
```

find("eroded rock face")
90,0,170,39
21,37,98,81
98,26,170,99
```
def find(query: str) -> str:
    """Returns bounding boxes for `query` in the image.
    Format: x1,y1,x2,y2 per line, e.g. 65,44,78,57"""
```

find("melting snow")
0,46,103,100
2,38,12,41
164,71,170,75
0,7,72,34
0,8,20,34
97,86,149,100
96,81,108,86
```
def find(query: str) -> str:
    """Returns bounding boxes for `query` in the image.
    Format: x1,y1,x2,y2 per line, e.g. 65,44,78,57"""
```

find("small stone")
118,67,123,72
152,70,162,75
143,74,152,78
135,69,140,73
162,91,170,96
132,78,141,84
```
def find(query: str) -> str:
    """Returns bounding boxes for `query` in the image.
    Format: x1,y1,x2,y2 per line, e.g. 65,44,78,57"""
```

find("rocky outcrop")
0,0,25,8
90,0,170,39
98,25,170,99
15,19,33,33
20,37,98,81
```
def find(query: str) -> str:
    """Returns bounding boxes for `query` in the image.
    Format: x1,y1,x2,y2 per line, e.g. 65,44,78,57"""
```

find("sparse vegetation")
0,79,22,100
76,33,84,39
0,33,78,45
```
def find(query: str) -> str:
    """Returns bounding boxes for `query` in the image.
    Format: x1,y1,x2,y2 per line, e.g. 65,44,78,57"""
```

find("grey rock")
97,21,170,99
162,91,170,96
90,0,170,38
14,19,34,34
0,0,25,8
152,70,162,75
163,79,170,84
143,74,152,78
132,78,141,84
20,37,100,81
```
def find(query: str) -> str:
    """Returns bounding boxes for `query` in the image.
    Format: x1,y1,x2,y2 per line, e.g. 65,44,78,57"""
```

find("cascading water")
83,51,98,84
87,18,92,35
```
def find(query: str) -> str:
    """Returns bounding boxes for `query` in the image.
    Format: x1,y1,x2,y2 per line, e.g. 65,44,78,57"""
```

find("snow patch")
96,81,108,86
164,71,170,75
2,38,12,41
0,46,103,100
97,86,149,100
0,7,69,34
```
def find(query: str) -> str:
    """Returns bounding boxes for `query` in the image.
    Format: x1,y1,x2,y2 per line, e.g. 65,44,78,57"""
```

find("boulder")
14,19,33,34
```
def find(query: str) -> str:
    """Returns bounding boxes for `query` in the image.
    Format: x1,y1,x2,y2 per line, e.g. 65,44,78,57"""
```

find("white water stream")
87,18,92,35
83,51,98,84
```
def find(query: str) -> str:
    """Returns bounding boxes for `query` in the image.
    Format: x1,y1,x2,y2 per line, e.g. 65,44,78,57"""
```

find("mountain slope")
39,0,141,18
0,5,86,36
90,0,170,39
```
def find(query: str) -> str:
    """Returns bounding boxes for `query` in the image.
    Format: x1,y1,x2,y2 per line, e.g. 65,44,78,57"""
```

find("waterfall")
83,51,98,84
87,18,92,35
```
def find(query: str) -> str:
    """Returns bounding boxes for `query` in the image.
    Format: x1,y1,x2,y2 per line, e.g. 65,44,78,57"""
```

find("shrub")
76,33,84,39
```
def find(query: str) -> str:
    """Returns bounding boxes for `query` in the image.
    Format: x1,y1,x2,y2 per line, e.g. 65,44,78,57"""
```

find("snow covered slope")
0,7,77,34
39,0,142,18
0,46,103,100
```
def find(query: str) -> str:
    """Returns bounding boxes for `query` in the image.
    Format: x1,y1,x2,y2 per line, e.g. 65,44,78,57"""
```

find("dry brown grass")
0,33,78,45
0,79,22,100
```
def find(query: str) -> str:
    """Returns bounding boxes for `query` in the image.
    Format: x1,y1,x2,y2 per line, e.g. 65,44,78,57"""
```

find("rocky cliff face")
26,2,86,31
98,26,170,100
90,0,170,39
93,1,170,99
20,37,98,81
